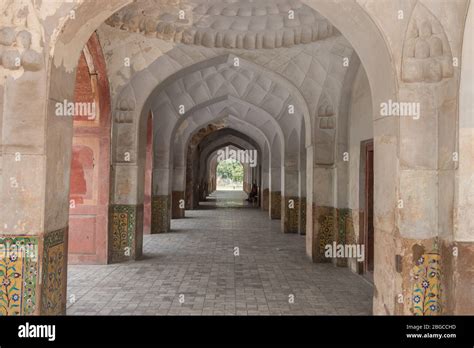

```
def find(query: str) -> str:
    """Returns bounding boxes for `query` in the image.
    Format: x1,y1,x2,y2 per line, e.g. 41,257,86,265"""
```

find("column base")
262,188,269,211
0,228,68,315
108,204,143,263
309,205,336,263
151,195,170,233
270,191,281,219
282,196,299,233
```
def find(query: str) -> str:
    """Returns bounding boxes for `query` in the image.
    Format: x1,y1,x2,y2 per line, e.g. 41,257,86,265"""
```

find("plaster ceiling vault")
147,53,308,173
105,0,338,49
170,99,284,166
98,0,357,185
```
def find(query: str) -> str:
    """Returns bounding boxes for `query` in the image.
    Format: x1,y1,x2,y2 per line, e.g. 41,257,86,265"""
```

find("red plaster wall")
68,32,111,264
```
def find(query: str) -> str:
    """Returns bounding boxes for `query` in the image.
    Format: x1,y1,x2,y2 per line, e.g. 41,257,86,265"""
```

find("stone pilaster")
108,204,143,263
0,228,68,315
282,196,299,233
151,195,170,233
171,191,185,219
270,191,281,219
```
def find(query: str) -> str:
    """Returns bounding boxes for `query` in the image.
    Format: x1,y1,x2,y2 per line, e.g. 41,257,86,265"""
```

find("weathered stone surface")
0,27,15,46
16,30,31,49
1,49,21,69
21,49,42,71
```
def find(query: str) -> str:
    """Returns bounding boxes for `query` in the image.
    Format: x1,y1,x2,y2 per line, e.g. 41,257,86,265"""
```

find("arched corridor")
67,190,372,315
0,0,473,319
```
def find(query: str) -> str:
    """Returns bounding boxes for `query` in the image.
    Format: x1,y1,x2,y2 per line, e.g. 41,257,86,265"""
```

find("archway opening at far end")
216,157,244,191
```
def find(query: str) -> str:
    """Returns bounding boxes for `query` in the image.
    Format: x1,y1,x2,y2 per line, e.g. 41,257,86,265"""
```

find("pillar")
1,64,69,315
171,166,186,219
307,166,336,262
109,163,144,262
151,168,171,233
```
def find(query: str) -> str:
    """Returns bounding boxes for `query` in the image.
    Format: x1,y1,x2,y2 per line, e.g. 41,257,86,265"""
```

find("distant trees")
217,159,243,183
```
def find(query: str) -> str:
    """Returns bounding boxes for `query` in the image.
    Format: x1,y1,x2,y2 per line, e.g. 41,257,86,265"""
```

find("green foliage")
217,159,243,183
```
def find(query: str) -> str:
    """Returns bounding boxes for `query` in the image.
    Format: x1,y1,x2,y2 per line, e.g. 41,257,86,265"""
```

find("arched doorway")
68,32,111,265
216,157,244,191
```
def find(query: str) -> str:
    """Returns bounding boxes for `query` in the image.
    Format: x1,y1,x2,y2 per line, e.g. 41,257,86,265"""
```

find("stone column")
109,162,144,262
443,7,474,314
307,166,336,262
151,168,171,233
1,65,69,315
171,166,186,219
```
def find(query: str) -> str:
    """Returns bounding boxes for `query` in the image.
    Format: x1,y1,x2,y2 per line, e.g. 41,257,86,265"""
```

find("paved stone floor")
67,190,373,315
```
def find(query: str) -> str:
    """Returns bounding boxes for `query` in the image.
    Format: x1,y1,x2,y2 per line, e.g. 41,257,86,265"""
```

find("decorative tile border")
41,228,67,315
151,195,170,233
283,196,299,233
109,205,137,263
270,191,281,219
0,236,38,316
314,205,336,263
262,188,269,211
311,206,357,264
299,199,306,235
412,251,441,315
336,208,354,267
